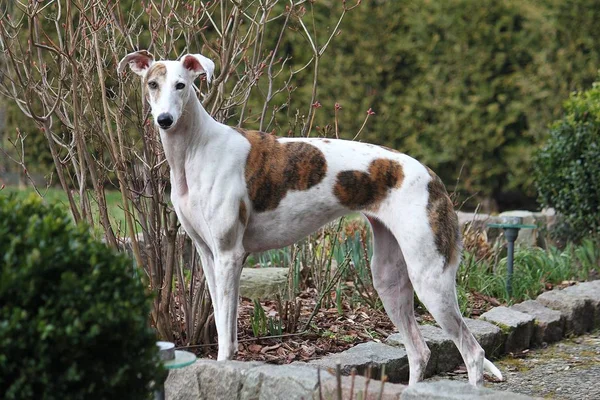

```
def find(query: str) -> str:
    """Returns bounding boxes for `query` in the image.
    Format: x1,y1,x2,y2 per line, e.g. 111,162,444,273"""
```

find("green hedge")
273,0,600,206
4,0,600,207
0,194,162,400
534,80,600,241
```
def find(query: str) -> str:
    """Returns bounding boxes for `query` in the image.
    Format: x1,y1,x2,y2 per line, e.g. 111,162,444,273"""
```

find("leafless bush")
0,0,360,345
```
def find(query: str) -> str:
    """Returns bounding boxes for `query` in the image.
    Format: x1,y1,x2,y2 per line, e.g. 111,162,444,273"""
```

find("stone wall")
458,209,558,248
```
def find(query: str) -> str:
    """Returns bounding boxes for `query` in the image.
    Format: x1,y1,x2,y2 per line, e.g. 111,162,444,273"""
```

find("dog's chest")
171,193,211,247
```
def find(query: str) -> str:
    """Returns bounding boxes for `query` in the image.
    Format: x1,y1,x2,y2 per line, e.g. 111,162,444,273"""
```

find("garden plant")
0,194,162,400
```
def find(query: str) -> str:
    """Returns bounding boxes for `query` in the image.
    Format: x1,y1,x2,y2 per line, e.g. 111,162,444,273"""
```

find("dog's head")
118,50,215,131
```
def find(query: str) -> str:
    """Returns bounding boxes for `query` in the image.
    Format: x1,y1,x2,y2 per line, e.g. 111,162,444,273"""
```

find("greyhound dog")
118,50,502,386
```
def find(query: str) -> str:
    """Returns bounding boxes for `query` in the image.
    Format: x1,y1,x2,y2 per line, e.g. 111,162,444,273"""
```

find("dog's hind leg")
367,215,431,385
405,253,487,386
386,185,499,386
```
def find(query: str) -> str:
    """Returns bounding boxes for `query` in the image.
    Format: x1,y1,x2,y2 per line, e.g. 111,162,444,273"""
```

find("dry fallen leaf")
248,344,263,353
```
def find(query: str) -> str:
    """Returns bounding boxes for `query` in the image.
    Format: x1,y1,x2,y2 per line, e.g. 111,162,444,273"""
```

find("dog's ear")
117,50,154,76
181,54,215,84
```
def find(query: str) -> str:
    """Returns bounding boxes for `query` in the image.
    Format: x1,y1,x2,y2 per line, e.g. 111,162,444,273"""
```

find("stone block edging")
166,280,599,399
480,306,535,353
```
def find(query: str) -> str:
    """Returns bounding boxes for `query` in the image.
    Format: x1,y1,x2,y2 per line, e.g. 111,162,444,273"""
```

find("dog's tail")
484,358,503,381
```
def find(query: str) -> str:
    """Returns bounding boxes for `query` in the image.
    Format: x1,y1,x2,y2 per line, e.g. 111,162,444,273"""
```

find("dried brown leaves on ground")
189,287,482,364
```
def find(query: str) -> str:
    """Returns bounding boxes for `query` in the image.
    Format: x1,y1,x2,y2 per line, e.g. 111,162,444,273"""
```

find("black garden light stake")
487,217,536,297
155,341,197,400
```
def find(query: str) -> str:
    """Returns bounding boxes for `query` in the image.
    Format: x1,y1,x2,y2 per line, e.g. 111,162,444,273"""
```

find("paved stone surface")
321,374,406,400
537,289,595,335
481,306,535,353
310,341,410,383
429,331,600,400
511,300,564,345
387,325,461,376
239,267,288,300
464,317,505,358
401,380,536,399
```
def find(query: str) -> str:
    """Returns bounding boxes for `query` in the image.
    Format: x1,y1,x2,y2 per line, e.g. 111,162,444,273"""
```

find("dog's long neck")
159,92,219,197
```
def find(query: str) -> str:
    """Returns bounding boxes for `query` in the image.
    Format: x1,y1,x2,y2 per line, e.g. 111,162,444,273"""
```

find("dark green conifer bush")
0,194,162,400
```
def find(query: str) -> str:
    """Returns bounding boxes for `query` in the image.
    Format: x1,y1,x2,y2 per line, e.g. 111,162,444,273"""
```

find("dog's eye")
175,82,185,90
148,81,158,90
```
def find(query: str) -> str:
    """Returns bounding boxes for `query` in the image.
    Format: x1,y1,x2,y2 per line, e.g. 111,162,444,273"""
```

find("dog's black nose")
157,113,174,129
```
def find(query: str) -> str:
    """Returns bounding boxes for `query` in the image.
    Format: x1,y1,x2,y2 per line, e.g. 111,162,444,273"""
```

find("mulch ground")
184,280,579,364
191,288,492,363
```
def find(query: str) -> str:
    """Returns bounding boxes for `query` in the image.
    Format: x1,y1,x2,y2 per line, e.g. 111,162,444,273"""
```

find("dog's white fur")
118,51,502,386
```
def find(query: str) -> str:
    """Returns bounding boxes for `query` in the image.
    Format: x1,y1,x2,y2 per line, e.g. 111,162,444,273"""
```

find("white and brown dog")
118,51,502,386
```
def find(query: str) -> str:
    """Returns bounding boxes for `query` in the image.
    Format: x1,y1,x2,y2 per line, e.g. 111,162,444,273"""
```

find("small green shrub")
534,79,600,242
0,194,162,400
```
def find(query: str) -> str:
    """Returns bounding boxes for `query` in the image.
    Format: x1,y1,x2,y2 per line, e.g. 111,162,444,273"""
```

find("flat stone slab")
562,280,600,327
241,363,334,400
309,341,410,383
481,306,535,353
401,381,538,399
464,317,504,358
511,300,564,345
321,374,406,400
387,325,461,376
537,288,595,335
239,267,288,300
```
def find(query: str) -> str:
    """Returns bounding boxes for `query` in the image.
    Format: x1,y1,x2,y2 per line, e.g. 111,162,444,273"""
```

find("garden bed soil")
189,289,494,363
189,281,576,364
179,280,581,364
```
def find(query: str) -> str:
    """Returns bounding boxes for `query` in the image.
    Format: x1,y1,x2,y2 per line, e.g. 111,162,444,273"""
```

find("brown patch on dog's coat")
145,63,167,82
238,129,327,212
334,158,404,211
144,63,167,98
426,168,460,266
239,201,248,225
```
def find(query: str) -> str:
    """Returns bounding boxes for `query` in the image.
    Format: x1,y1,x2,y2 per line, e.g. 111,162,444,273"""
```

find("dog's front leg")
214,248,245,360
194,241,218,320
